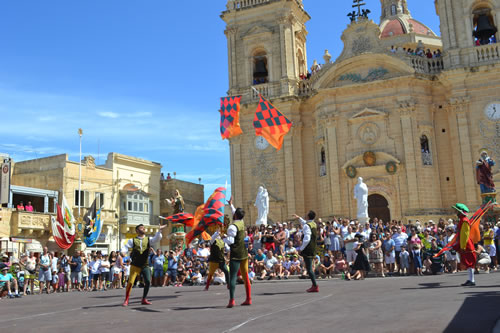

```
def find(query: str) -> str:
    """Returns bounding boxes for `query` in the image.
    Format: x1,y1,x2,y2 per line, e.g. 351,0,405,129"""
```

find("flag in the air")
164,213,195,227
82,199,103,246
220,96,243,140
51,195,76,250
185,187,226,245
253,95,292,150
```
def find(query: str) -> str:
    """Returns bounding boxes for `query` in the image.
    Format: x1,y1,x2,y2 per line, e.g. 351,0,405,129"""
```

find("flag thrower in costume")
83,199,103,247
185,187,226,245
220,96,243,140
51,195,76,250
434,200,495,258
253,92,292,150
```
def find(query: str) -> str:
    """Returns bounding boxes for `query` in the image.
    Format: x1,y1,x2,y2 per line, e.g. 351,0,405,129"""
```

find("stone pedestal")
481,192,498,224
358,216,369,226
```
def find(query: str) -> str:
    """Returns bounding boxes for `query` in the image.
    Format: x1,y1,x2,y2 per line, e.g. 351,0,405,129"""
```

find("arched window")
420,135,432,166
253,50,268,85
391,4,397,16
319,147,327,176
472,7,497,45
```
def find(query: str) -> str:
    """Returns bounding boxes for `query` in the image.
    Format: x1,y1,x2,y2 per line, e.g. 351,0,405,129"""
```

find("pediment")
312,53,416,90
350,108,387,121
242,25,273,39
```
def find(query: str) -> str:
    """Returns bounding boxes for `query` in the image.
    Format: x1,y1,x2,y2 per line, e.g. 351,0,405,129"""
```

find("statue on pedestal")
255,186,269,226
354,177,369,223
166,189,185,214
476,150,496,194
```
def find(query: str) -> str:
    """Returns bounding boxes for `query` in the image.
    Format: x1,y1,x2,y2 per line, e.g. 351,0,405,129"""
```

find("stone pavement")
1,271,499,333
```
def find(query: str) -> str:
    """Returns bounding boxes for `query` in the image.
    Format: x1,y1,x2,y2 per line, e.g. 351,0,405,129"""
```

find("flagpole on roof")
251,86,261,97
78,128,83,217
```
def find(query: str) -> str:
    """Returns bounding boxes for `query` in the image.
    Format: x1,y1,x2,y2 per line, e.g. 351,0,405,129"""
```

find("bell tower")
221,0,310,98
380,0,410,20
435,0,499,68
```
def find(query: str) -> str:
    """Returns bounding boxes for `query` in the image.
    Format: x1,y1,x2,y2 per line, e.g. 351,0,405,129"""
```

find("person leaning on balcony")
25,202,33,212
16,201,24,211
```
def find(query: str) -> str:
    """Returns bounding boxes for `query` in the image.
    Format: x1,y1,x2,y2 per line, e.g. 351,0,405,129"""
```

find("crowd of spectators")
390,45,442,58
2,216,500,300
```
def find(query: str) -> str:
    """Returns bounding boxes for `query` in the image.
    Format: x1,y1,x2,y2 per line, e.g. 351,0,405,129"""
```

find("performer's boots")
306,285,319,293
204,276,212,291
227,299,235,308
241,275,252,305
141,298,152,305
241,298,252,306
122,295,130,307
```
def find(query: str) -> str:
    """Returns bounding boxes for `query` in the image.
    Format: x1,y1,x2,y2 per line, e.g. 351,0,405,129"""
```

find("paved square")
2,272,499,333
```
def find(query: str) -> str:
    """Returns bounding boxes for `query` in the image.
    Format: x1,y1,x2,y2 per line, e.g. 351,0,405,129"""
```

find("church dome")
380,17,436,38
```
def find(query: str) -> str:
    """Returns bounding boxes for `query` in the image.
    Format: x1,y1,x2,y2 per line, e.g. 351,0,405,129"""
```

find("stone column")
324,117,342,216
224,27,238,89
398,100,419,209
447,97,476,204
284,121,304,216
44,195,49,213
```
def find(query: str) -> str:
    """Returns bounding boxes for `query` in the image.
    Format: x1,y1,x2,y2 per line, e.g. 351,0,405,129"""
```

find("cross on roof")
352,0,366,17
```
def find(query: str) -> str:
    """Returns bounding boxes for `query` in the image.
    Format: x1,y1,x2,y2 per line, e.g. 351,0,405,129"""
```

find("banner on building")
0,162,10,205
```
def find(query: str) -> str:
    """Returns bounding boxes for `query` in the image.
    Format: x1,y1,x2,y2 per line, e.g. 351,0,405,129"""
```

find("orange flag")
253,95,292,150
220,96,243,140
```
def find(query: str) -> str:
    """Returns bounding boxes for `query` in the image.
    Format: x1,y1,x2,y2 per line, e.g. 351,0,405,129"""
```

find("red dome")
408,19,432,35
381,19,406,38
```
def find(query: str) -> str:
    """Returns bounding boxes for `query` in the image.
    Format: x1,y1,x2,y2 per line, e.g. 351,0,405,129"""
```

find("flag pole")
251,86,260,95
78,128,83,217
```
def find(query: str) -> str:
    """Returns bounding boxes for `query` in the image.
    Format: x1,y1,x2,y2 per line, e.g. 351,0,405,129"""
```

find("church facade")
221,0,500,224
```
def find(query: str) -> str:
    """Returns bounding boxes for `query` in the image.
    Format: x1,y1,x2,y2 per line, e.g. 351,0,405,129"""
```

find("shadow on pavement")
171,306,224,311
444,291,500,333
82,304,123,309
132,307,163,313
400,282,462,290
257,291,304,296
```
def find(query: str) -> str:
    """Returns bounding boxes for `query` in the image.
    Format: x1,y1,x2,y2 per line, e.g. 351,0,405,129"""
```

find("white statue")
255,186,269,226
354,177,369,220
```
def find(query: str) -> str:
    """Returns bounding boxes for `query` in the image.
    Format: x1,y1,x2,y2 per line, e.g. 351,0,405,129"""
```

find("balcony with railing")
473,43,500,64
226,0,302,11
407,55,444,74
11,211,52,236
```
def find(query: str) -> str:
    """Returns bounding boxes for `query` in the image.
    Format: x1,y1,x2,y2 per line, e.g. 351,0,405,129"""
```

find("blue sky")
0,0,439,199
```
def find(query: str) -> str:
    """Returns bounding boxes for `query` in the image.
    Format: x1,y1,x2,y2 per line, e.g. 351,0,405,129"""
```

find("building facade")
221,0,500,224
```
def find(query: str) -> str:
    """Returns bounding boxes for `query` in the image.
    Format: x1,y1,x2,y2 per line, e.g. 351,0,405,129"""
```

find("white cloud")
98,111,119,118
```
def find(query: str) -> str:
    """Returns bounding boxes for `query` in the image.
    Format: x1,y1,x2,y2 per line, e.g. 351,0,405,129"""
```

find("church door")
368,194,391,223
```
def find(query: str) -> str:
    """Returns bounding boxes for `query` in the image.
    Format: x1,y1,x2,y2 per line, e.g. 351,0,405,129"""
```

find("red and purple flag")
253,95,292,150
186,187,226,245
220,96,243,140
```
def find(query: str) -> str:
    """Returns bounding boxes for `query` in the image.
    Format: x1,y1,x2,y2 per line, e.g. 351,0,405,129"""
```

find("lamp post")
78,128,83,217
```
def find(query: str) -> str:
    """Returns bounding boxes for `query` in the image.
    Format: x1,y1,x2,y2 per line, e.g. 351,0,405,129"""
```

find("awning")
25,240,43,253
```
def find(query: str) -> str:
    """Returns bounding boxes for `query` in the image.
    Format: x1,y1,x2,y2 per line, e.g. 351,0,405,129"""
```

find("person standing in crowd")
165,250,178,287
38,247,52,294
152,249,165,287
121,223,166,306
224,197,252,308
383,231,396,276
22,252,36,295
368,233,384,277
392,226,408,274
81,258,89,291
89,254,101,291
113,252,124,289
294,210,319,293
70,251,83,291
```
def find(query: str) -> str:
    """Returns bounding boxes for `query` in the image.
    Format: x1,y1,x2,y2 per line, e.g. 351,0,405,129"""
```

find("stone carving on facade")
83,156,96,169
352,36,371,55
358,122,380,145
339,67,389,83
251,152,279,198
